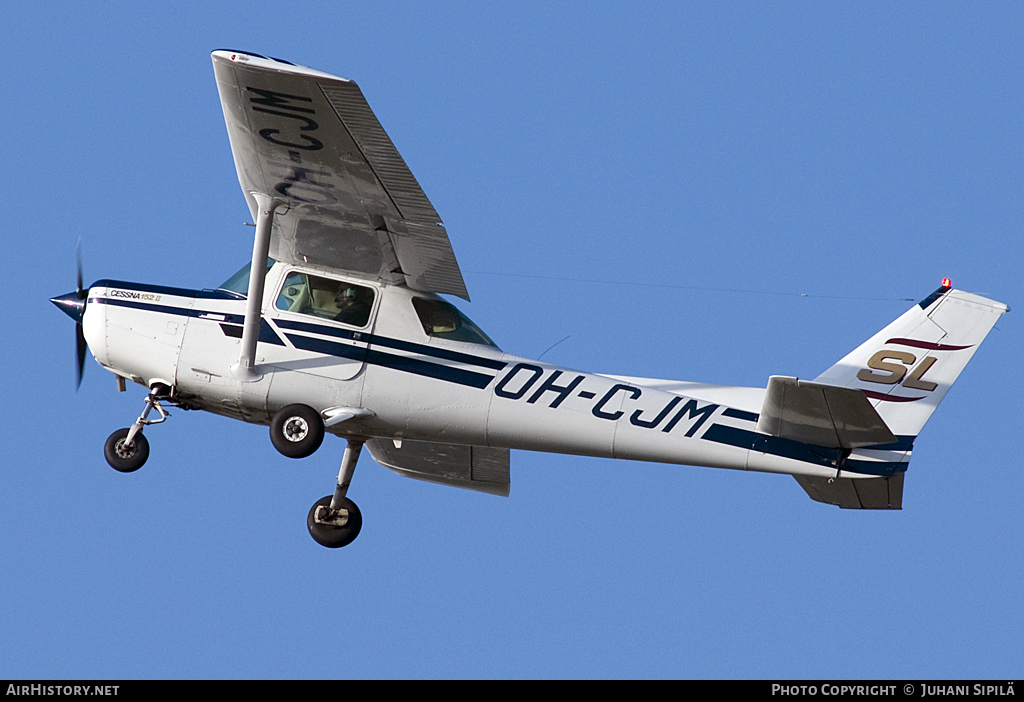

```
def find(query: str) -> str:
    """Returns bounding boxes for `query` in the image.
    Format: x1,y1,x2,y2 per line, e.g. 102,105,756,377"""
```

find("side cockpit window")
276,272,375,328
412,298,498,347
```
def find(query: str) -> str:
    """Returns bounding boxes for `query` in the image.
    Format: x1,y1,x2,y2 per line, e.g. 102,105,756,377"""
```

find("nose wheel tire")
270,404,325,459
307,495,362,548
104,428,150,473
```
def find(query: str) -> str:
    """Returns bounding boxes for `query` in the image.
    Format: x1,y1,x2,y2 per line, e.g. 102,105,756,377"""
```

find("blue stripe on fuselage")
91,296,283,345
272,318,506,371
700,423,913,476
722,407,759,422
285,333,495,388
91,280,242,300
93,289,503,389
218,321,285,346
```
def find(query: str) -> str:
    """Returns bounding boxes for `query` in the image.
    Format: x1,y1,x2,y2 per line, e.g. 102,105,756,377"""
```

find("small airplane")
51,51,1009,548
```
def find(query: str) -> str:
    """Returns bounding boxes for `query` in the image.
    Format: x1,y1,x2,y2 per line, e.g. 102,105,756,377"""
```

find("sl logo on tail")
856,338,974,397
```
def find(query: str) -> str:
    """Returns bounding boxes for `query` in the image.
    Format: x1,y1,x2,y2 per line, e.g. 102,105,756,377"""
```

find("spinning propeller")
50,246,89,389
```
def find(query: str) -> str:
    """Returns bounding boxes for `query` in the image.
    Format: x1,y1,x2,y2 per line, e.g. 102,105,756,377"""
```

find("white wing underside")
212,50,469,299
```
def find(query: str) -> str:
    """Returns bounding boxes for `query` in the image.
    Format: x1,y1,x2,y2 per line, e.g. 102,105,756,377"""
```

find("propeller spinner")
50,251,89,388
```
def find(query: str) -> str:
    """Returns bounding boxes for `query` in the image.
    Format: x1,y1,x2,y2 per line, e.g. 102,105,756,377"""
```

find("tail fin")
792,284,1007,510
814,283,1008,438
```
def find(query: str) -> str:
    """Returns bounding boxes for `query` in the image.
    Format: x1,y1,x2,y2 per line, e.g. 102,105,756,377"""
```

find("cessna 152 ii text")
51,51,1009,548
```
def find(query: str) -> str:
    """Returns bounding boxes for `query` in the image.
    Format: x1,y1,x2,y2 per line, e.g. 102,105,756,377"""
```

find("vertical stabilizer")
813,284,1008,438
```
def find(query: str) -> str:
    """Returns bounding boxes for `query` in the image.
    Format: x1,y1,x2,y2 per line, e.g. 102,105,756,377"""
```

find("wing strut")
231,193,284,381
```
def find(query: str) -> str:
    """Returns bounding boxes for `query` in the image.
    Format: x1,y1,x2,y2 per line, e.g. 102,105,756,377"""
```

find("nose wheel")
103,386,171,472
307,438,364,548
104,428,150,473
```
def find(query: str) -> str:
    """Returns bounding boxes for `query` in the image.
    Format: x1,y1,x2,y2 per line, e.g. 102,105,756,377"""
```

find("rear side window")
412,298,497,347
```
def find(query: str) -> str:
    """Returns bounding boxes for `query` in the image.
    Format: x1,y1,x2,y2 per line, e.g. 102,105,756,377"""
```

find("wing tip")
210,50,351,83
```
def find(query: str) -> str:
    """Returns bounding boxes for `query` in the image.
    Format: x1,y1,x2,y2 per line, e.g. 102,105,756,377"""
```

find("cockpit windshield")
218,258,276,296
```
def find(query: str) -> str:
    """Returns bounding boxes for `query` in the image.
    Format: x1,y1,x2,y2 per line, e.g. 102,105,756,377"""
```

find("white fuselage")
82,263,908,482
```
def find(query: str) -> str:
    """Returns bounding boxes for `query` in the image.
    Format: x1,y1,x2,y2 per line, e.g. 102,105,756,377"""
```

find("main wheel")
104,428,150,473
270,404,325,459
307,495,362,548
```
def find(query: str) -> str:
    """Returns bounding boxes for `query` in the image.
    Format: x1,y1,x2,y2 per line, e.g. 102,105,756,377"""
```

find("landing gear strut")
308,439,364,548
103,385,170,472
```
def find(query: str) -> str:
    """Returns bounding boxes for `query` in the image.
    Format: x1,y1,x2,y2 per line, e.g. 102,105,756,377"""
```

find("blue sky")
2,1,1021,679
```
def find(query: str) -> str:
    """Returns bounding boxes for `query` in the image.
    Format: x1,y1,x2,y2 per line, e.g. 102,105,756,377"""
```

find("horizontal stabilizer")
367,439,510,496
794,473,904,510
757,376,897,449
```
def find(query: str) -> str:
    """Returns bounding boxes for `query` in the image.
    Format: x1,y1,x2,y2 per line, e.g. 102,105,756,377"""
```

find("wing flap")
367,438,510,496
392,221,468,295
756,376,897,449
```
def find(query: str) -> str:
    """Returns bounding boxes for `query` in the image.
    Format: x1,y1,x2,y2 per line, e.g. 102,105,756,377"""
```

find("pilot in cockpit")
334,285,372,326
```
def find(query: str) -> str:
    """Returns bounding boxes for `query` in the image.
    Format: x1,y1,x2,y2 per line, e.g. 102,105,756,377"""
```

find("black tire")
270,404,325,459
307,495,362,548
104,428,150,473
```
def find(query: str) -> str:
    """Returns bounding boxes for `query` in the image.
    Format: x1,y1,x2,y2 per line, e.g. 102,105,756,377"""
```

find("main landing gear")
269,403,325,459
268,403,365,548
307,439,364,548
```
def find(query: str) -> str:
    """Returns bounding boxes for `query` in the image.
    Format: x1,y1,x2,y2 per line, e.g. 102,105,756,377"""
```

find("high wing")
211,50,469,300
